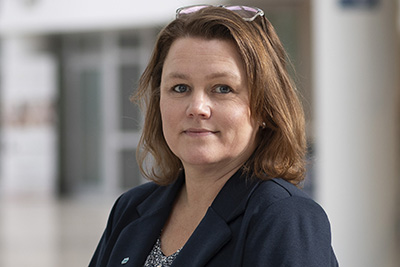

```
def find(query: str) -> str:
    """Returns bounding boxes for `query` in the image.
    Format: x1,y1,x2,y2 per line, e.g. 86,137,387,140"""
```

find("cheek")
226,104,253,126
160,99,180,136
226,106,258,140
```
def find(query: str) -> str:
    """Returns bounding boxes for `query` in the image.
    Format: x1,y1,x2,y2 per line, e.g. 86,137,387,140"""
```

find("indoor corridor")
0,196,113,267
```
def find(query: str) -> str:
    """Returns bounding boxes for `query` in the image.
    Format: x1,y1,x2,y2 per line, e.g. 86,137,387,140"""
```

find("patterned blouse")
144,238,181,267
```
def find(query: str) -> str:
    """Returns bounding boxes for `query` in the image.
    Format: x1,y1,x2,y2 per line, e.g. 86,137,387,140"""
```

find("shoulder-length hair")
133,7,306,186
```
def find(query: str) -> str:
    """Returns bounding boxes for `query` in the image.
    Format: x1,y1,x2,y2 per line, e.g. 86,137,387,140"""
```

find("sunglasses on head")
176,5,264,22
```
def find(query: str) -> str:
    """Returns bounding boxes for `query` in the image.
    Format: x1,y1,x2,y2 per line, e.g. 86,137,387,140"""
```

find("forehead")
162,37,246,79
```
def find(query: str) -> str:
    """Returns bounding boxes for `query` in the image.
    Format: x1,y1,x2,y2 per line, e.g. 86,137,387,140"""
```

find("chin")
181,155,220,167
183,158,216,166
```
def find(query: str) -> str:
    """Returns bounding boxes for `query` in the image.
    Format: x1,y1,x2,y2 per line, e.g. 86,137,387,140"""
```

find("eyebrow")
206,71,241,80
165,72,190,80
165,71,241,81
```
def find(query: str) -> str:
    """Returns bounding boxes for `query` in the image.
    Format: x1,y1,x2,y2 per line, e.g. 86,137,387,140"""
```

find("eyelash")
214,85,232,94
171,84,233,94
172,84,189,93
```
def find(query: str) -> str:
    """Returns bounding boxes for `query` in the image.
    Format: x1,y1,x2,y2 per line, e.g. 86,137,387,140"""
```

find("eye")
172,84,189,93
214,85,232,94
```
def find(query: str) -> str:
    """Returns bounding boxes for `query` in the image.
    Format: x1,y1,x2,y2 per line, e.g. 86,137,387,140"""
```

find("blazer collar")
109,169,261,266
211,169,261,222
136,175,184,217
107,177,184,266
136,168,260,223
173,169,261,266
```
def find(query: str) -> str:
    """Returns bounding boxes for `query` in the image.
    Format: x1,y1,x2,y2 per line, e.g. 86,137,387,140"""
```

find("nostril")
186,103,211,119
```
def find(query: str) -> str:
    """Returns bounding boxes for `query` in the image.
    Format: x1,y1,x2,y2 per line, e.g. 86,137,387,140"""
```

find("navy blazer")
89,170,338,266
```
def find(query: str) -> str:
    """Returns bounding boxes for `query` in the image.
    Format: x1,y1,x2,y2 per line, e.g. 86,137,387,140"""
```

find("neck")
180,165,241,209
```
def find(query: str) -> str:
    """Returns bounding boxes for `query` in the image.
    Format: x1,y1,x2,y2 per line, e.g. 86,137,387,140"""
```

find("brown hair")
133,7,306,186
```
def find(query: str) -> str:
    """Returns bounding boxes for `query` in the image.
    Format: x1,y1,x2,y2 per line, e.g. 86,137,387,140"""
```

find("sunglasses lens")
225,6,261,20
177,5,210,17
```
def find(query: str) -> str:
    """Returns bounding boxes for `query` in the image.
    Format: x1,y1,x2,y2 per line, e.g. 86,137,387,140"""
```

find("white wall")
0,0,218,34
0,37,57,197
313,0,400,266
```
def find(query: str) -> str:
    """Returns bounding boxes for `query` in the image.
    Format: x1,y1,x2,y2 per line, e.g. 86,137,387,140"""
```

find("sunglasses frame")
176,5,265,22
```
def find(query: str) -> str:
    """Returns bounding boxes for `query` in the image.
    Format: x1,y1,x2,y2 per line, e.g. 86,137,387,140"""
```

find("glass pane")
79,34,101,53
80,69,102,185
119,32,140,48
120,149,141,189
120,65,141,131
67,34,101,54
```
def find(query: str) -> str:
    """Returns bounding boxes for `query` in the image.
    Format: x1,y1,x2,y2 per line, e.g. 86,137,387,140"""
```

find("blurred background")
0,0,399,266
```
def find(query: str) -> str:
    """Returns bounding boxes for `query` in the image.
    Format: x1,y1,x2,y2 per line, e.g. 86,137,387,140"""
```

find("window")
59,29,156,195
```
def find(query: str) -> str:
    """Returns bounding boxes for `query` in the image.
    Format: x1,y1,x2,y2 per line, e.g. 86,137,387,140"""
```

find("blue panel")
340,0,379,8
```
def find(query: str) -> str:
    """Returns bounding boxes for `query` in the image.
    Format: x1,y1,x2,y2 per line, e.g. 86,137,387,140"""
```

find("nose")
186,91,211,119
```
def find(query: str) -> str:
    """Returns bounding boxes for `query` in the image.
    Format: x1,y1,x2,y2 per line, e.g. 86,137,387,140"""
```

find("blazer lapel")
106,177,184,266
172,207,231,266
172,170,261,266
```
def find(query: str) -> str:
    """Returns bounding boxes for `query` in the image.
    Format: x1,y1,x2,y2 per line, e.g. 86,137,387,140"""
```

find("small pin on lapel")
121,257,129,264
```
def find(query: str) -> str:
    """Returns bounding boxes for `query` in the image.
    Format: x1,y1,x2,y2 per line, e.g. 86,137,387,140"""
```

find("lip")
183,128,218,137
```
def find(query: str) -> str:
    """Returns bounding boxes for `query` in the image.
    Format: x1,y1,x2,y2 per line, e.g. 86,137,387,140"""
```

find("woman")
89,5,338,267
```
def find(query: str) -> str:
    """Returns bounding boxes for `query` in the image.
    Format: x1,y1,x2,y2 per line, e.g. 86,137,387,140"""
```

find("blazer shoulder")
243,179,338,266
112,182,159,216
249,178,329,221
117,182,160,210
251,178,311,206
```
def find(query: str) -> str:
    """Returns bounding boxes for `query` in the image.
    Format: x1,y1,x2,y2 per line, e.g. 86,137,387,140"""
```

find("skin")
159,37,259,255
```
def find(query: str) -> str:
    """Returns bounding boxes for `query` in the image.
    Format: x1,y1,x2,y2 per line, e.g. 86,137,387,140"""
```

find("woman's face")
160,37,258,172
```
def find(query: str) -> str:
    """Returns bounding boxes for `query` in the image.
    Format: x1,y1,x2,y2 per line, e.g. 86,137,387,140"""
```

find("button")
121,257,129,264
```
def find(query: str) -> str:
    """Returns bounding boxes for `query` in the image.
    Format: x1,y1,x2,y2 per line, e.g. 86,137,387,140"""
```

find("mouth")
183,128,218,137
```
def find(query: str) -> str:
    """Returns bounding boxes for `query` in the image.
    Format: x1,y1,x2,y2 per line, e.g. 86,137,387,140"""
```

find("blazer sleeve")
242,195,339,267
